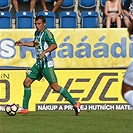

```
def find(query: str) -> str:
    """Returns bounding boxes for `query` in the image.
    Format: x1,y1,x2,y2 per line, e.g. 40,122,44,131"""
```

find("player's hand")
40,51,46,60
15,40,23,46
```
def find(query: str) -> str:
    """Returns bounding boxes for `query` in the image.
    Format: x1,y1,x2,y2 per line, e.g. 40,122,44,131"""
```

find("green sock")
23,87,31,109
59,87,76,106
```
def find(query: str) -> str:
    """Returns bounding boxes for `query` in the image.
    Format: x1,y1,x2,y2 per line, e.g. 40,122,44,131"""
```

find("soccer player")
15,15,80,116
122,61,133,108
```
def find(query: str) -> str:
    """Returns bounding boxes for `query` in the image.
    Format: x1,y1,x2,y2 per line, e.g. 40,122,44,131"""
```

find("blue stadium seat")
100,0,106,8
0,12,12,28
37,11,55,28
122,0,126,5
0,0,9,10
80,11,99,28
16,11,34,28
59,11,77,28
61,0,75,8
79,0,97,9
99,0,106,17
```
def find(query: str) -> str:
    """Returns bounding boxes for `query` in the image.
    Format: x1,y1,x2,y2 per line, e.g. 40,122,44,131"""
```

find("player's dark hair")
35,15,46,23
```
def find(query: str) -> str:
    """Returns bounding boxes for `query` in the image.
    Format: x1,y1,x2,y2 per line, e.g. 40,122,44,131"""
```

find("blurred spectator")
40,0,48,12
12,0,36,12
104,0,122,28
12,0,48,12
123,0,133,36
52,0,64,12
40,0,64,12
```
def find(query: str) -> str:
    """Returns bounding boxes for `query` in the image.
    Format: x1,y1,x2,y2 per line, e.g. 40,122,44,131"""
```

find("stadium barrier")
0,28,132,68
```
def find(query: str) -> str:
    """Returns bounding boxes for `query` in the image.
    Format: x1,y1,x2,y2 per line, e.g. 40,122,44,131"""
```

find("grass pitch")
0,110,133,133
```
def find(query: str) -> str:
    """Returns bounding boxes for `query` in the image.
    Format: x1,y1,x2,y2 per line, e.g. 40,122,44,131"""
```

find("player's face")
35,19,46,32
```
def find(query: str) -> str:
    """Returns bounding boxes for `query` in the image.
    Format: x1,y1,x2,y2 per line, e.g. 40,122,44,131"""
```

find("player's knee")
23,80,30,87
50,83,60,92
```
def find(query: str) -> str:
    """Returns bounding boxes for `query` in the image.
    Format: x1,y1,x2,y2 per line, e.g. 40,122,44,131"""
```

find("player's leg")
18,77,33,114
50,82,77,106
18,64,42,114
42,67,80,115
50,82,80,116
22,77,34,110
42,67,77,106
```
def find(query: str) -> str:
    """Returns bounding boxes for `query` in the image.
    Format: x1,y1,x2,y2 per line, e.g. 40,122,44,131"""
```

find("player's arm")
44,44,57,53
40,44,57,60
15,40,34,47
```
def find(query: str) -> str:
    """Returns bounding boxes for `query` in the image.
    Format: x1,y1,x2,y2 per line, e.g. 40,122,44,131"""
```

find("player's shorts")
123,61,133,87
27,63,57,84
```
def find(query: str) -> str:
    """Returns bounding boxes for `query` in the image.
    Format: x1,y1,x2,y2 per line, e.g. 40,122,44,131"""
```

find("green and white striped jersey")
34,28,56,68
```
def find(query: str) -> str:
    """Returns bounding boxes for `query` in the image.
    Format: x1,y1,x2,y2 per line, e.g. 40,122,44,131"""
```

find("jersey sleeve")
45,29,57,45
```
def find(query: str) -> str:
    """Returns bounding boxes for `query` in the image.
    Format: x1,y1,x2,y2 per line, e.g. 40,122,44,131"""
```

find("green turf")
0,110,133,133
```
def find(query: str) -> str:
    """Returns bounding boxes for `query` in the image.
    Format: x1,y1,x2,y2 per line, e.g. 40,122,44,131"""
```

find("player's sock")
59,87,76,106
23,87,31,109
124,90,133,108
